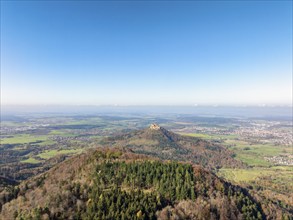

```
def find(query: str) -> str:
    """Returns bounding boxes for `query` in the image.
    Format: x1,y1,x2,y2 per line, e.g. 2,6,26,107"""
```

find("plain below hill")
100,124,245,170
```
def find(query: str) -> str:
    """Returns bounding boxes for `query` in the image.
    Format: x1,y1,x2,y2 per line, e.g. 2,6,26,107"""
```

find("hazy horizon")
1,104,292,120
1,1,292,106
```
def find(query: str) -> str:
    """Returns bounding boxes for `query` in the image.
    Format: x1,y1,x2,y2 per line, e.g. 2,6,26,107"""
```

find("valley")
0,112,292,219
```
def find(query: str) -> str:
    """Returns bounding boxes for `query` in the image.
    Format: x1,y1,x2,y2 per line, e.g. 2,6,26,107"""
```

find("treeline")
83,161,196,219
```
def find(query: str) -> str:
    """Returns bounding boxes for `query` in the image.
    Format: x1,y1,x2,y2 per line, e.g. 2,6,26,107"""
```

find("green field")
0,134,57,147
218,168,274,182
38,149,83,159
218,167,293,194
181,133,239,140
21,157,41,164
224,139,291,167
49,130,77,137
235,154,271,166
0,134,50,145
180,133,214,139
176,132,291,168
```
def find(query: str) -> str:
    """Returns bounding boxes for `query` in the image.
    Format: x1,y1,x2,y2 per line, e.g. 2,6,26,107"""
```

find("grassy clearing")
63,117,104,125
0,134,49,145
180,133,289,167
38,140,56,146
21,157,41,164
270,166,293,171
218,168,271,182
0,134,56,146
181,133,289,168
226,140,287,155
245,145,290,156
180,133,214,139
218,167,293,198
181,133,239,140
49,130,77,137
235,153,271,167
218,167,293,184
38,149,83,159
224,139,248,146
224,139,291,167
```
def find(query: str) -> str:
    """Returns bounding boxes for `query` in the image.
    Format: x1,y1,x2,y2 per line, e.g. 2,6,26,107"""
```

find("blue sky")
1,1,292,105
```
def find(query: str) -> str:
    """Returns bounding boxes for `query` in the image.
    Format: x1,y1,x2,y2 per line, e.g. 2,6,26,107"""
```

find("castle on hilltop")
149,123,160,130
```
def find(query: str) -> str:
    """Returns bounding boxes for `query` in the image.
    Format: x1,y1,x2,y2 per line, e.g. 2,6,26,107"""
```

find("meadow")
180,131,293,205
218,166,293,184
181,132,291,167
37,149,83,159
0,134,51,145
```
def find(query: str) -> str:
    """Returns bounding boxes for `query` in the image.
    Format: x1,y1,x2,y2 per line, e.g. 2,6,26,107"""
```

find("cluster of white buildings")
264,155,293,166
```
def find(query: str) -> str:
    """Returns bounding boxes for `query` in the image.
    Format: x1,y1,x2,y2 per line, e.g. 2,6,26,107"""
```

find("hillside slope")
101,124,245,169
1,148,291,220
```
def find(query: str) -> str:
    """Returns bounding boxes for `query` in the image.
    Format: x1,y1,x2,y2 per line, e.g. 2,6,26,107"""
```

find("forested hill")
1,149,291,219
101,124,245,169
